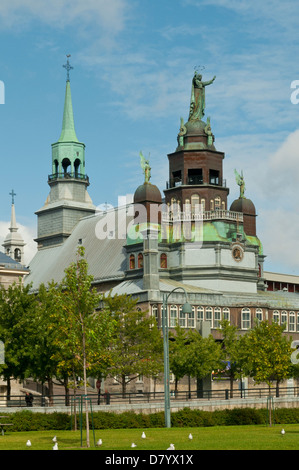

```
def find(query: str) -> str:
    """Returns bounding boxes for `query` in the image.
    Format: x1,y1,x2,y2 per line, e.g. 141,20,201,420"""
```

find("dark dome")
230,197,256,215
184,119,207,136
134,182,162,204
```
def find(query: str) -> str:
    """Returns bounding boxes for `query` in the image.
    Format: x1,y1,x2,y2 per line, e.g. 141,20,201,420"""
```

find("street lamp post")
162,287,192,428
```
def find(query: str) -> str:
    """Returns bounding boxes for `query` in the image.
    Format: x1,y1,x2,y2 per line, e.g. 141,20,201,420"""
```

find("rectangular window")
188,168,203,185
209,169,219,185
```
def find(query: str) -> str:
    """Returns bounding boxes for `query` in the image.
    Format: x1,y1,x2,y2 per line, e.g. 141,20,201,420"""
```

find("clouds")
0,0,299,276
0,0,128,37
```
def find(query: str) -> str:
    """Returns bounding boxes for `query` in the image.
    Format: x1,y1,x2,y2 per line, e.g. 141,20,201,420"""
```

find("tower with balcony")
35,57,95,249
162,71,264,293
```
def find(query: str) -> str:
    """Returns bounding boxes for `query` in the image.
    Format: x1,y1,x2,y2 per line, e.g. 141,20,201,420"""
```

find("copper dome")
134,182,162,204
230,197,256,215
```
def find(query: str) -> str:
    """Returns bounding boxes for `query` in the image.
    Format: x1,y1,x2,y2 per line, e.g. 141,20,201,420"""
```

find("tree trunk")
230,373,234,398
63,377,70,406
82,328,90,448
6,376,11,401
48,377,54,406
122,375,126,398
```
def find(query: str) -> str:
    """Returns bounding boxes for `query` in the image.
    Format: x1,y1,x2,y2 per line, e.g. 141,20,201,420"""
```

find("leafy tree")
0,282,38,398
52,246,115,447
103,293,163,397
217,319,247,398
242,320,293,425
169,324,222,394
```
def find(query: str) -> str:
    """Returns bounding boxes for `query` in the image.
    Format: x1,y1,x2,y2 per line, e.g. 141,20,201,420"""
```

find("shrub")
6,406,299,431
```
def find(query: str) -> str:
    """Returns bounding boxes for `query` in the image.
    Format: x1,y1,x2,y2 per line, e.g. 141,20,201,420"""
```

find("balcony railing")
162,209,243,223
48,172,89,183
166,178,227,189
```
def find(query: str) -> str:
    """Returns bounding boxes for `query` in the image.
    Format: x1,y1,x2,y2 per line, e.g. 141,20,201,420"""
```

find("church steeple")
35,57,95,250
2,190,25,264
51,55,86,179
58,79,79,143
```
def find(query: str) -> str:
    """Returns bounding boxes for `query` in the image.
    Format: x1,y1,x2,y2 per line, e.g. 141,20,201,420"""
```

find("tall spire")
58,55,79,143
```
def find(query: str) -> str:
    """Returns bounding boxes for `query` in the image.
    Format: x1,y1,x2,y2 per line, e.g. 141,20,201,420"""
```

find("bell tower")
35,56,95,250
164,70,229,215
2,190,25,264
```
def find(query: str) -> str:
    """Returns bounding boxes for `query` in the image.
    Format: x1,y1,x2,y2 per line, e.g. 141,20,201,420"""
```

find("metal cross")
9,189,16,204
63,54,73,82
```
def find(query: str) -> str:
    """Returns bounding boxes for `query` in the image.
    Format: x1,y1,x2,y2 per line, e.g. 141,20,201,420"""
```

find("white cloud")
0,0,128,34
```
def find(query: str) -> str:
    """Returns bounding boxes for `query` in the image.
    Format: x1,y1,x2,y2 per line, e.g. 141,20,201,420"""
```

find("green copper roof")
58,80,79,143
127,219,263,255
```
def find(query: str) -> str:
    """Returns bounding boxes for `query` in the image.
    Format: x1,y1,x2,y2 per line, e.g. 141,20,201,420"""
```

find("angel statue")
234,169,245,198
139,151,151,183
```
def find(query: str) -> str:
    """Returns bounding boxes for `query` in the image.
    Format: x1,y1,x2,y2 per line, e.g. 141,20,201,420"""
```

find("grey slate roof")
25,207,130,291
0,251,29,271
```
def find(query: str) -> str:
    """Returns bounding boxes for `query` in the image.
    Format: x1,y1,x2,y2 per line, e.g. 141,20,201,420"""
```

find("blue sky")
0,0,299,275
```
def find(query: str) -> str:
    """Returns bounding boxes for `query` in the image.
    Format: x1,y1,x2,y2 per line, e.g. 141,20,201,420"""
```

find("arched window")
215,196,221,210
191,194,200,216
210,199,214,210
138,253,143,268
200,198,205,212
151,305,158,322
255,308,263,324
179,306,187,328
170,305,178,327
14,248,21,262
129,254,135,270
281,311,288,331
289,312,295,332
205,307,213,327
197,306,204,322
188,306,195,328
273,310,280,324
223,308,230,321
62,158,71,175
54,159,59,174
214,307,221,328
74,158,81,177
160,253,167,269
185,198,191,213
241,308,251,329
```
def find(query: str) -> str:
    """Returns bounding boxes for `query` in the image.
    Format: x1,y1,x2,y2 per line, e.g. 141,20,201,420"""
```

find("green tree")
218,319,247,398
53,246,115,447
242,320,293,425
103,293,163,397
169,324,222,395
0,282,38,399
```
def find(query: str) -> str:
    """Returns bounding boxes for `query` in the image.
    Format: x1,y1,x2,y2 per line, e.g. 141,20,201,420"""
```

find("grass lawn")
0,424,298,450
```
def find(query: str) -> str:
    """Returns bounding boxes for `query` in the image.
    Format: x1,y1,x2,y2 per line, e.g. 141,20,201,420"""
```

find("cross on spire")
9,189,16,205
63,54,73,82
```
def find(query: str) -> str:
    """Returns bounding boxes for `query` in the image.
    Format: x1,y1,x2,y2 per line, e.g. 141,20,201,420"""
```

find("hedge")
4,407,299,431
